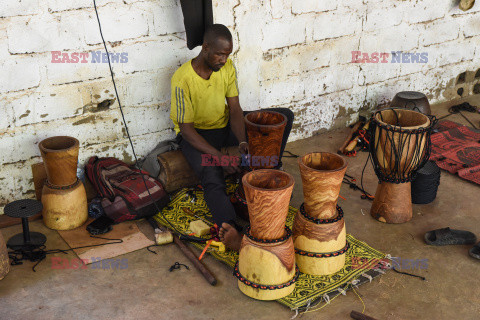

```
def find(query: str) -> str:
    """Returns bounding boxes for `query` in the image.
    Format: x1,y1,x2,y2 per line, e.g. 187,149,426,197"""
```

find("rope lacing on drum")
368,108,437,184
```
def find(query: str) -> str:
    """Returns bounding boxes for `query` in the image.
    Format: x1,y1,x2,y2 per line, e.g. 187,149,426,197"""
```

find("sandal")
424,227,476,246
469,242,480,260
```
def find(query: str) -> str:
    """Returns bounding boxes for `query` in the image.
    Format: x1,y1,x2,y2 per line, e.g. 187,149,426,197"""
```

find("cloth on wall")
179,0,213,50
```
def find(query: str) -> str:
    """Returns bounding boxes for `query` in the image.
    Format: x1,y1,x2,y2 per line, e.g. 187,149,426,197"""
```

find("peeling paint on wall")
18,110,31,119
72,115,99,126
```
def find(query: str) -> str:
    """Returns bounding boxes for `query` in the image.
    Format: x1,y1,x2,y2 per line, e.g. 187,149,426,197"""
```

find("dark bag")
85,157,169,223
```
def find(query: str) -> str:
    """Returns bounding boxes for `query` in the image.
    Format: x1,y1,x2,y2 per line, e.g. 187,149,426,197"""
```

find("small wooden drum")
157,150,199,193
369,108,436,223
244,111,286,169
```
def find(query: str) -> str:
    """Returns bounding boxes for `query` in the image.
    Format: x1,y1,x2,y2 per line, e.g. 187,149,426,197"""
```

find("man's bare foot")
219,223,242,251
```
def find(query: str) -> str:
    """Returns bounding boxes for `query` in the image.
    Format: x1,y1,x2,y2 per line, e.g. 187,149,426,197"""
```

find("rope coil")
299,204,344,224
295,242,350,258
45,178,80,190
411,161,441,204
244,226,292,244
233,262,300,290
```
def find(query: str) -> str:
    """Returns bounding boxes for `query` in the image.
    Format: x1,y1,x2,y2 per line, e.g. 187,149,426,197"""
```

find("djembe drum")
231,111,287,221
39,136,88,230
235,169,298,300
292,152,349,275
244,111,286,170
369,108,436,223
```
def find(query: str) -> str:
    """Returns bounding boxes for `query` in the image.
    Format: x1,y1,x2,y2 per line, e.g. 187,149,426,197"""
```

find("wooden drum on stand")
235,169,297,300
39,136,88,230
292,152,348,276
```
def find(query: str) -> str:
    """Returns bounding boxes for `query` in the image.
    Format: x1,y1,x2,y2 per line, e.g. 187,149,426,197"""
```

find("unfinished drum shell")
293,152,348,275
39,136,79,187
236,169,296,300
237,235,297,300
244,111,286,169
42,179,88,230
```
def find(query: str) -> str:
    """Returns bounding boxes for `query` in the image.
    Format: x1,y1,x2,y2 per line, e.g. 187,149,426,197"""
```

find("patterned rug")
430,120,480,185
154,183,387,310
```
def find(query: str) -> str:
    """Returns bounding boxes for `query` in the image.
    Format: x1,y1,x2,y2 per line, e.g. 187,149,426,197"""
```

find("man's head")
202,24,233,72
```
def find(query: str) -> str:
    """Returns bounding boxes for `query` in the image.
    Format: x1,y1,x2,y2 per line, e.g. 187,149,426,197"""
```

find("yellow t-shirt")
170,59,239,134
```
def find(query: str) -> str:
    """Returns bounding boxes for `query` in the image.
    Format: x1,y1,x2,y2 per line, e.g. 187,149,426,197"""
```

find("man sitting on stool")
170,24,293,251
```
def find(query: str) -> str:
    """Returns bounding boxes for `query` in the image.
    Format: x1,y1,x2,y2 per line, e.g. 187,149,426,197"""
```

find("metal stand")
4,199,46,250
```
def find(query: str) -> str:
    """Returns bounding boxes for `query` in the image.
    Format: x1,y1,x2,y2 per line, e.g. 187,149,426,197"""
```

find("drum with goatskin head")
369,108,436,223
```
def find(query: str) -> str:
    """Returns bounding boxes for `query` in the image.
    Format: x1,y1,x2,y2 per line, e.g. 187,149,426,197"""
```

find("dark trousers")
177,108,294,227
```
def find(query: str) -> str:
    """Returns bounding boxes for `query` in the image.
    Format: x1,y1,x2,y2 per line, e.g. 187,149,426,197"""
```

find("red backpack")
86,157,169,223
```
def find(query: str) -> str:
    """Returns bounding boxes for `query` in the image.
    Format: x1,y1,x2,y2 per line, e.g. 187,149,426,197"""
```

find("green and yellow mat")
154,183,387,311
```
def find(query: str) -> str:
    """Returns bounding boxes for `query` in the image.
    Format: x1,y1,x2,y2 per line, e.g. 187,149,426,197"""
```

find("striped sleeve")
170,83,194,125
226,60,239,97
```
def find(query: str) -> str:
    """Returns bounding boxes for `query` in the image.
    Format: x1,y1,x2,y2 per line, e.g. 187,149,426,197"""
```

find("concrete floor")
1,97,480,320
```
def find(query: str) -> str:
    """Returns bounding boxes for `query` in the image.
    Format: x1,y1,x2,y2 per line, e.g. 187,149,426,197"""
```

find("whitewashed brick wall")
0,0,479,206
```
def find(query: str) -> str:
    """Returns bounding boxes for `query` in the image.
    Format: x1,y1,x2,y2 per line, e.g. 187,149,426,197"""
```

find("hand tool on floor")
183,208,226,253
147,217,217,286
338,121,363,155
182,207,213,226
339,111,372,156
344,120,370,154
350,310,378,320
197,238,226,258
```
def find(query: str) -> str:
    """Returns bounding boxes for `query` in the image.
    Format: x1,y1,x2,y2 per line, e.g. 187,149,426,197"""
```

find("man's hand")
222,152,241,175
238,141,249,155
223,163,240,175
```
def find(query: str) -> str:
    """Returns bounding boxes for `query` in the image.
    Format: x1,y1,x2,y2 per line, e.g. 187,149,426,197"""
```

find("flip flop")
424,227,477,246
469,243,480,260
